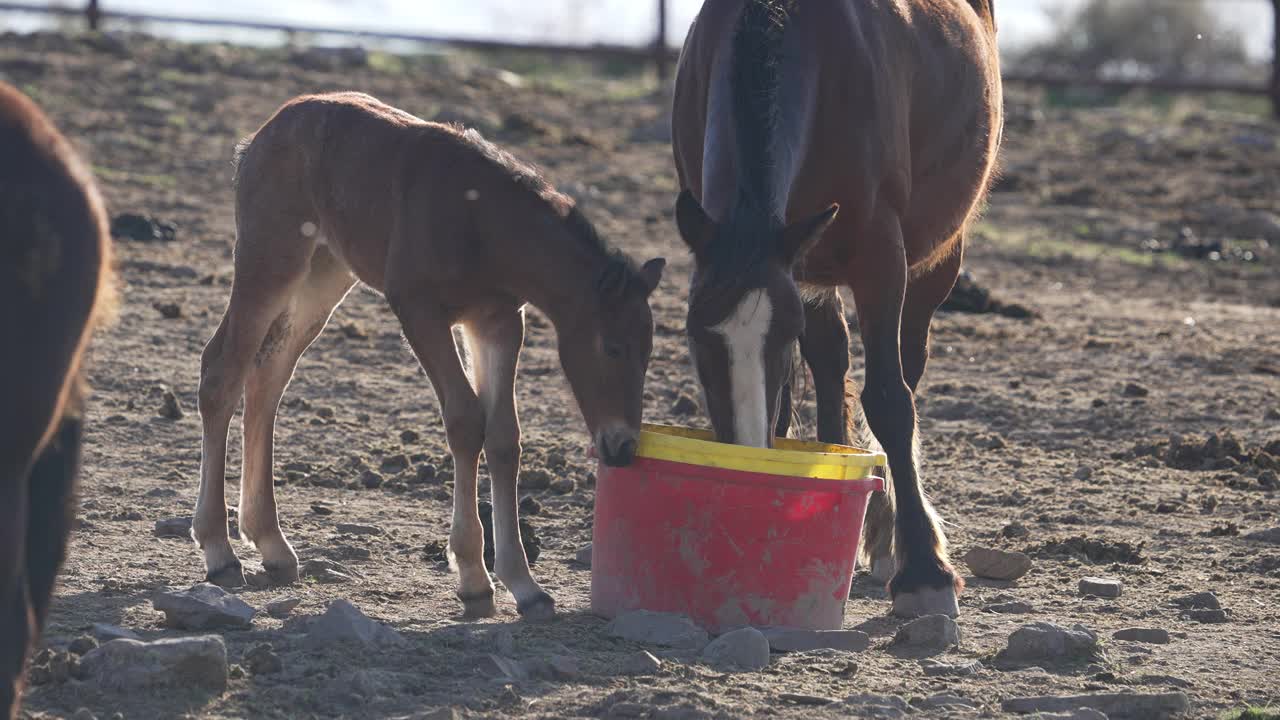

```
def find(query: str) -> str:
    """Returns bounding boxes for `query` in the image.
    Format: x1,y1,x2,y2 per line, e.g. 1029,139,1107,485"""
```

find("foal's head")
557,242,665,467
675,190,838,447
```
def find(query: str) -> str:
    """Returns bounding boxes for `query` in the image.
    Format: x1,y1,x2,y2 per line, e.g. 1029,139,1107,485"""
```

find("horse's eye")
604,342,624,359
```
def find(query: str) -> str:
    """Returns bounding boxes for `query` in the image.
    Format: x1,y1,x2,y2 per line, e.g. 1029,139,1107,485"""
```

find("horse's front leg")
389,291,494,618
467,306,555,620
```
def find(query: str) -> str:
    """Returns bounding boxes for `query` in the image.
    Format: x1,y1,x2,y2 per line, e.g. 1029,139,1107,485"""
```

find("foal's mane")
460,127,646,298
701,0,793,285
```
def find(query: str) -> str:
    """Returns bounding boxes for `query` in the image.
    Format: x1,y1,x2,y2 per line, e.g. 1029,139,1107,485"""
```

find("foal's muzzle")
596,428,639,467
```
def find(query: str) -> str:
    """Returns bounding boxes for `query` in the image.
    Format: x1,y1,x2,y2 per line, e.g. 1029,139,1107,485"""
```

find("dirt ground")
4,30,1279,720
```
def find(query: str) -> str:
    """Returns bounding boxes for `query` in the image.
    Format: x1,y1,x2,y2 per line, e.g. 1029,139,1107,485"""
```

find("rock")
1079,576,1123,598
335,523,384,536
1113,628,1170,644
1073,466,1094,481
779,693,835,706
28,648,77,685
761,627,870,653
79,636,227,691
997,622,1101,665
244,642,283,675
1001,692,1190,719
547,655,581,679
265,596,302,618
302,599,404,649
1244,526,1280,544
380,454,410,474
889,614,960,655
153,301,182,319
300,558,359,584
153,583,255,630
913,693,977,711
1034,711,1109,720
985,600,1034,614
842,693,913,719
671,393,699,416
71,708,97,720
399,429,420,444
701,627,770,670
412,463,439,484
549,475,576,494
606,610,710,650
617,650,662,675
310,502,334,516
153,516,192,538
1171,591,1220,610
91,623,141,642
1122,382,1150,398
521,468,552,490
962,546,1033,581
919,658,982,676
575,543,593,566
158,387,184,420
1186,608,1230,623
518,494,541,515
359,470,385,489
110,213,177,242
68,635,99,655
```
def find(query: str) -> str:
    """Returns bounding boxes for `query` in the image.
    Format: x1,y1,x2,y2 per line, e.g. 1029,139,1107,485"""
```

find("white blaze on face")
711,288,773,448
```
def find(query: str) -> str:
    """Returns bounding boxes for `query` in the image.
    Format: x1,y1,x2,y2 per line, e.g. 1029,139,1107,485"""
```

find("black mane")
702,0,792,283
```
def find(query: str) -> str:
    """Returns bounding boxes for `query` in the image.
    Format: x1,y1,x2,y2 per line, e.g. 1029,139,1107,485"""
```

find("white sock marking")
712,289,773,448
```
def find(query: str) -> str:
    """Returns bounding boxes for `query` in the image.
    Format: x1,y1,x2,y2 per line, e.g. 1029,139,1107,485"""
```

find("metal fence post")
655,0,668,81
1272,0,1279,118
86,0,100,30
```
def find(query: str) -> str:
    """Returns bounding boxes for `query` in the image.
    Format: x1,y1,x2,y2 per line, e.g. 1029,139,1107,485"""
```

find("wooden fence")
1,0,1276,117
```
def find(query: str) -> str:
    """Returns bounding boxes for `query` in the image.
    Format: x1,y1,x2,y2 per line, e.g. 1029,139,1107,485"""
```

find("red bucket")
591,424,885,632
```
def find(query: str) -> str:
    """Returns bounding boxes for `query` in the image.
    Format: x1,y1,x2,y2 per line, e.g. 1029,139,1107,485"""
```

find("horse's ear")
675,190,714,260
780,204,839,266
640,257,666,296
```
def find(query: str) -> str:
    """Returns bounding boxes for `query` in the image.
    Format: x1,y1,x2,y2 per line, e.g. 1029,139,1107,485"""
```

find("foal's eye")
604,342,624,359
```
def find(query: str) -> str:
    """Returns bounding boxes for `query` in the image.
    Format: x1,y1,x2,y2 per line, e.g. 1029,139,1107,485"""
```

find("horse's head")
675,190,838,447
558,254,665,467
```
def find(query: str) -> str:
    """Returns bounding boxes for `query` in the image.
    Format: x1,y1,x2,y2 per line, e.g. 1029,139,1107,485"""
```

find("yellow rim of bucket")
636,423,887,481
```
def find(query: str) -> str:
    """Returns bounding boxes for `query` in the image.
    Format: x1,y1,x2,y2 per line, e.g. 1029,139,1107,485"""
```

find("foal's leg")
194,222,314,587
239,248,355,584
849,209,959,618
388,293,493,618
467,307,555,620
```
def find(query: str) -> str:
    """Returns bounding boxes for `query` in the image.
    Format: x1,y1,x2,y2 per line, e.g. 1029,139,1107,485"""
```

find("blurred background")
1,0,1276,110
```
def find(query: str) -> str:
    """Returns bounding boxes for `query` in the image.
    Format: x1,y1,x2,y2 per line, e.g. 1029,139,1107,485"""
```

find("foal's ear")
639,257,666,296
675,190,714,260
780,204,839,266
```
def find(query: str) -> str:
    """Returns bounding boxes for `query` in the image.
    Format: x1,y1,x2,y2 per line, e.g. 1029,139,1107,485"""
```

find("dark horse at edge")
672,0,1002,617
1,81,113,720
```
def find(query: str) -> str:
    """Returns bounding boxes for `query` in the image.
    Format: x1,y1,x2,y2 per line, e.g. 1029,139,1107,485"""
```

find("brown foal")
672,0,1002,617
1,82,113,720
193,92,664,619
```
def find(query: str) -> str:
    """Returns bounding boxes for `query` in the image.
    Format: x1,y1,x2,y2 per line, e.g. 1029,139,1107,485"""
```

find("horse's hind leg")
23,414,82,632
848,209,960,618
388,289,494,618
798,290,852,445
466,306,554,620
0,460,31,720
239,247,355,584
194,220,314,587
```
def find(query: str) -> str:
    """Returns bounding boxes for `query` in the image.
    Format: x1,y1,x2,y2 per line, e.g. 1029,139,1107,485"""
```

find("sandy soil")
3,31,1279,720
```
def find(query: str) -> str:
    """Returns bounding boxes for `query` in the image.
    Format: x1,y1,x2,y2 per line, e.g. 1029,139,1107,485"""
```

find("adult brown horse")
1,82,113,719
672,0,1001,617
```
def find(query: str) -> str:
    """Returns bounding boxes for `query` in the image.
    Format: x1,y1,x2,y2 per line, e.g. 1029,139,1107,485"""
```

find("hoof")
516,591,556,622
265,561,300,586
891,585,960,618
459,589,497,619
206,561,246,588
